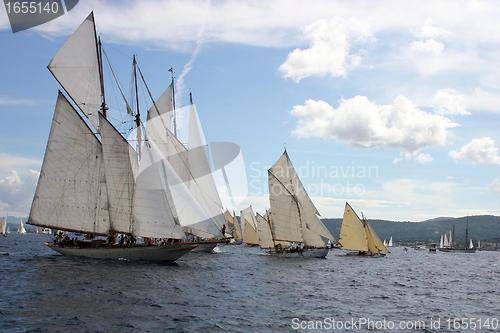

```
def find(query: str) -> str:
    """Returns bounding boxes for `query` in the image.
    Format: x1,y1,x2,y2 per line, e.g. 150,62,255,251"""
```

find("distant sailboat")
265,150,336,258
338,202,389,256
241,206,259,246
388,236,393,247
0,214,8,236
17,219,26,234
223,209,242,244
438,217,476,253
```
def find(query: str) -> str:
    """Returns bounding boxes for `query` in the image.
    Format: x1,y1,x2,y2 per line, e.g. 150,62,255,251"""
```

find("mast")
465,216,469,249
169,68,177,137
133,55,141,157
98,36,107,119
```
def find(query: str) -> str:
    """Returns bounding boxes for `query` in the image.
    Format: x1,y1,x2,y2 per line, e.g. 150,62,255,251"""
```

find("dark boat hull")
46,242,196,262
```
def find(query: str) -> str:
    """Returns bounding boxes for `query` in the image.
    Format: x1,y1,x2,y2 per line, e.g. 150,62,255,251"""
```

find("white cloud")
393,151,433,164
449,137,500,164
291,95,458,154
410,39,444,55
488,177,500,193
278,18,374,82
433,88,469,115
410,22,451,39
0,170,39,216
382,178,457,209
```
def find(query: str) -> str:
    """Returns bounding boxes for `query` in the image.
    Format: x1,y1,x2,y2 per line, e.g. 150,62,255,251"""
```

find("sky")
1,0,500,222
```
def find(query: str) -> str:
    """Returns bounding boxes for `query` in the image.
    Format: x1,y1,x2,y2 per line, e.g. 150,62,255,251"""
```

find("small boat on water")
438,217,476,253
338,202,389,257
0,214,8,237
260,150,336,258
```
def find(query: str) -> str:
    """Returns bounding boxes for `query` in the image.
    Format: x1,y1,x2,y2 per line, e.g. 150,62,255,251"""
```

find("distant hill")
322,215,500,245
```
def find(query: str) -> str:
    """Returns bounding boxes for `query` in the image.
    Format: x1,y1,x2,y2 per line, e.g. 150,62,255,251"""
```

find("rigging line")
102,48,133,115
101,42,133,61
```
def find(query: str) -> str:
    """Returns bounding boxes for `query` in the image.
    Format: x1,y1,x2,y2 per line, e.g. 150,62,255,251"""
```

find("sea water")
1,233,499,332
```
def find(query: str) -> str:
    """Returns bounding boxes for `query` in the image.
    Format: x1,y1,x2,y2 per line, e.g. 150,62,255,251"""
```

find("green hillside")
322,215,500,245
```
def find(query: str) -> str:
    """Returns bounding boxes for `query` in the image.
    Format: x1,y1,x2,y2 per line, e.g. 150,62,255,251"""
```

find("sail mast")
133,55,142,157
170,68,177,137
97,36,106,119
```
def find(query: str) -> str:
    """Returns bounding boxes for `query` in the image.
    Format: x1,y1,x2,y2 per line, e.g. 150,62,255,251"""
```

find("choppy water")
1,233,500,332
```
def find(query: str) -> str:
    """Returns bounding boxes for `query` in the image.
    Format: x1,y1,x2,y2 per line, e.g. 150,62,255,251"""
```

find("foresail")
29,91,109,235
365,220,389,253
338,203,368,252
99,113,134,234
48,12,101,130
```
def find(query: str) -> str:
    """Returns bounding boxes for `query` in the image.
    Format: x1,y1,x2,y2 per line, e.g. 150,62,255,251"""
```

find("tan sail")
241,206,259,245
338,202,369,252
256,213,274,249
339,202,389,254
365,220,389,253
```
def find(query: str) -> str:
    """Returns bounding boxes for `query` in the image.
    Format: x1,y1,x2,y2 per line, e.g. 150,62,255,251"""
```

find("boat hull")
343,251,386,257
438,248,476,253
269,248,329,258
46,243,196,262
190,239,227,253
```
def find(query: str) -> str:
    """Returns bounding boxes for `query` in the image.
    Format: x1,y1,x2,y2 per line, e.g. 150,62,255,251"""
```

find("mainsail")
29,92,110,235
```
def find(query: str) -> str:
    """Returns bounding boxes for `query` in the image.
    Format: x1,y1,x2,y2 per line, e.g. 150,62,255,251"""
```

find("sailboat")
27,12,235,261
338,202,389,256
438,217,476,253
17,219,26,234
0,215,8,236
240,206,259,246
223,209,242,244
388,236,393,247
265,150,336,258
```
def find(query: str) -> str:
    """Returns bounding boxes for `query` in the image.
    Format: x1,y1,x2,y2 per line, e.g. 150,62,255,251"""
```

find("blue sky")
1,0,500,221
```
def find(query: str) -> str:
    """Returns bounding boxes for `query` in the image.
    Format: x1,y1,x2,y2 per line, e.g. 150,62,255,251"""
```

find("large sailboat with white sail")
338,202,389,256
27,12,226,261
265,150,336,258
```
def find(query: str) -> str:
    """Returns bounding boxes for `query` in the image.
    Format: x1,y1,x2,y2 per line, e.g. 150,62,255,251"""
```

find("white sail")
256,213,274,249
148,134,222,239
443,233,450,247
29,92,110,235
47,12,102,130
187,103,225,230
439,234,444,248
0,216,6,234
18,219,26,234
99,113,135,234
469,239,474,249
132,136,185,239
338,202,369,252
